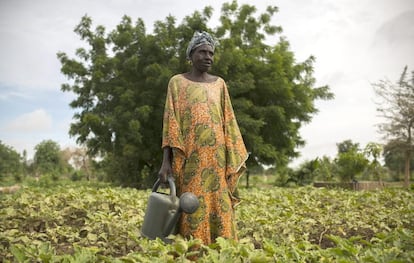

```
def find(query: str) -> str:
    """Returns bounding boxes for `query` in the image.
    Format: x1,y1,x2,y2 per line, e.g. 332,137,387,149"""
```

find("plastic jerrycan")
141,176,180,241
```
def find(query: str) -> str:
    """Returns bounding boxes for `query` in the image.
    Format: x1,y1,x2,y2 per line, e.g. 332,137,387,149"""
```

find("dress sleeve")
161,77,185,155
222,80,249,195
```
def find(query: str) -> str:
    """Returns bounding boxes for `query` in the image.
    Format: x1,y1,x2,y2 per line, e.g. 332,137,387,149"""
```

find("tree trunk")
82,158,91,181
404,150,411,188
246,170,250,189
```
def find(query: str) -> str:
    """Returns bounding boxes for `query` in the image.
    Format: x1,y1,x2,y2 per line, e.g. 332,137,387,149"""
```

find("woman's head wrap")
186,31,216,60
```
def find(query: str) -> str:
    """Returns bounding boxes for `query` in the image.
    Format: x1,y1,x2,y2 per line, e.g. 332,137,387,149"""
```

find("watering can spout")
163,192,200,236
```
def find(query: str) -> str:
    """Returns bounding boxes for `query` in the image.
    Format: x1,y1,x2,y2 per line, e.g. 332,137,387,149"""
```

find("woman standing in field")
158,31,248,245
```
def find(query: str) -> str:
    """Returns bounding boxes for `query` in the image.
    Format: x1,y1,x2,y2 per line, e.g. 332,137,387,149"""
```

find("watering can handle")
152,175,176,197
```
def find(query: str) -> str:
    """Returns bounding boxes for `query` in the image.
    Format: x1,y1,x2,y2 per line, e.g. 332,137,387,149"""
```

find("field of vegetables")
0,182,413,262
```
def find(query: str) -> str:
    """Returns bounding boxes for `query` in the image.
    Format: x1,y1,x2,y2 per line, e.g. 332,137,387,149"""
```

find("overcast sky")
0,0,413,167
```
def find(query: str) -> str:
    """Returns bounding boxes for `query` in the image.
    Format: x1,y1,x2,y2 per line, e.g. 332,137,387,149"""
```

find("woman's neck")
184,71,216,83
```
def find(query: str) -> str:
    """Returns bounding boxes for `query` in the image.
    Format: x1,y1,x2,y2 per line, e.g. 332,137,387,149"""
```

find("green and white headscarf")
186,31,216,60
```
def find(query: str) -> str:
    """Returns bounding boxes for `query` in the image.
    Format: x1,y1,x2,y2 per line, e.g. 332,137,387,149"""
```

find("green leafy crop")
1,184,413,262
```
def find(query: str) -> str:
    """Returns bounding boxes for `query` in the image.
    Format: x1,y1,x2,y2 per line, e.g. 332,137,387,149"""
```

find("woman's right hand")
158,163,171,183
158,146,173,183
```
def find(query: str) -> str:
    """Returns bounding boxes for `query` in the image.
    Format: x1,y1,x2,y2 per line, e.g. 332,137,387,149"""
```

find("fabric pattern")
162,74,248,244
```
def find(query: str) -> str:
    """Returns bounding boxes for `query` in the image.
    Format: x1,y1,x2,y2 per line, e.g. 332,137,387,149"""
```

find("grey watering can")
141,176,199,242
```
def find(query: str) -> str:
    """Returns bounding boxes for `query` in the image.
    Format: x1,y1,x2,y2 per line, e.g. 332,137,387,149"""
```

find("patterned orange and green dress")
162,74,248,244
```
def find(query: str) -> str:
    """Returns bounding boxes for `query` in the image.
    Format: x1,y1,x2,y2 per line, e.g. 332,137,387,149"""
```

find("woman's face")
190,44,214,72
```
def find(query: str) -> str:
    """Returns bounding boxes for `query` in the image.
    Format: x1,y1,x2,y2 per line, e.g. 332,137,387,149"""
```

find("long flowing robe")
161,74,248,244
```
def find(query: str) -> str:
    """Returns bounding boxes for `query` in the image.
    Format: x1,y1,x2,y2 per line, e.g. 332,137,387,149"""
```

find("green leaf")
10,245,28,262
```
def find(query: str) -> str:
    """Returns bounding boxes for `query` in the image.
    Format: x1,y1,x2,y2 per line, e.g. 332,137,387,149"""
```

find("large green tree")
373,66,414,188
213,2,333,168
58,1,332,187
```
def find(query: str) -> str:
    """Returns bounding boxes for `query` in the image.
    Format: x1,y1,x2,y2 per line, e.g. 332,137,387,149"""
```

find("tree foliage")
313,156,335,182
33,140,67,178
288,158,320,186
0,141,23,182
383,141,414,181
373,66,414,187
61,147,95,181
334,140,369,182
212,2,333,168
363,142,385,182
58,1,333,187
